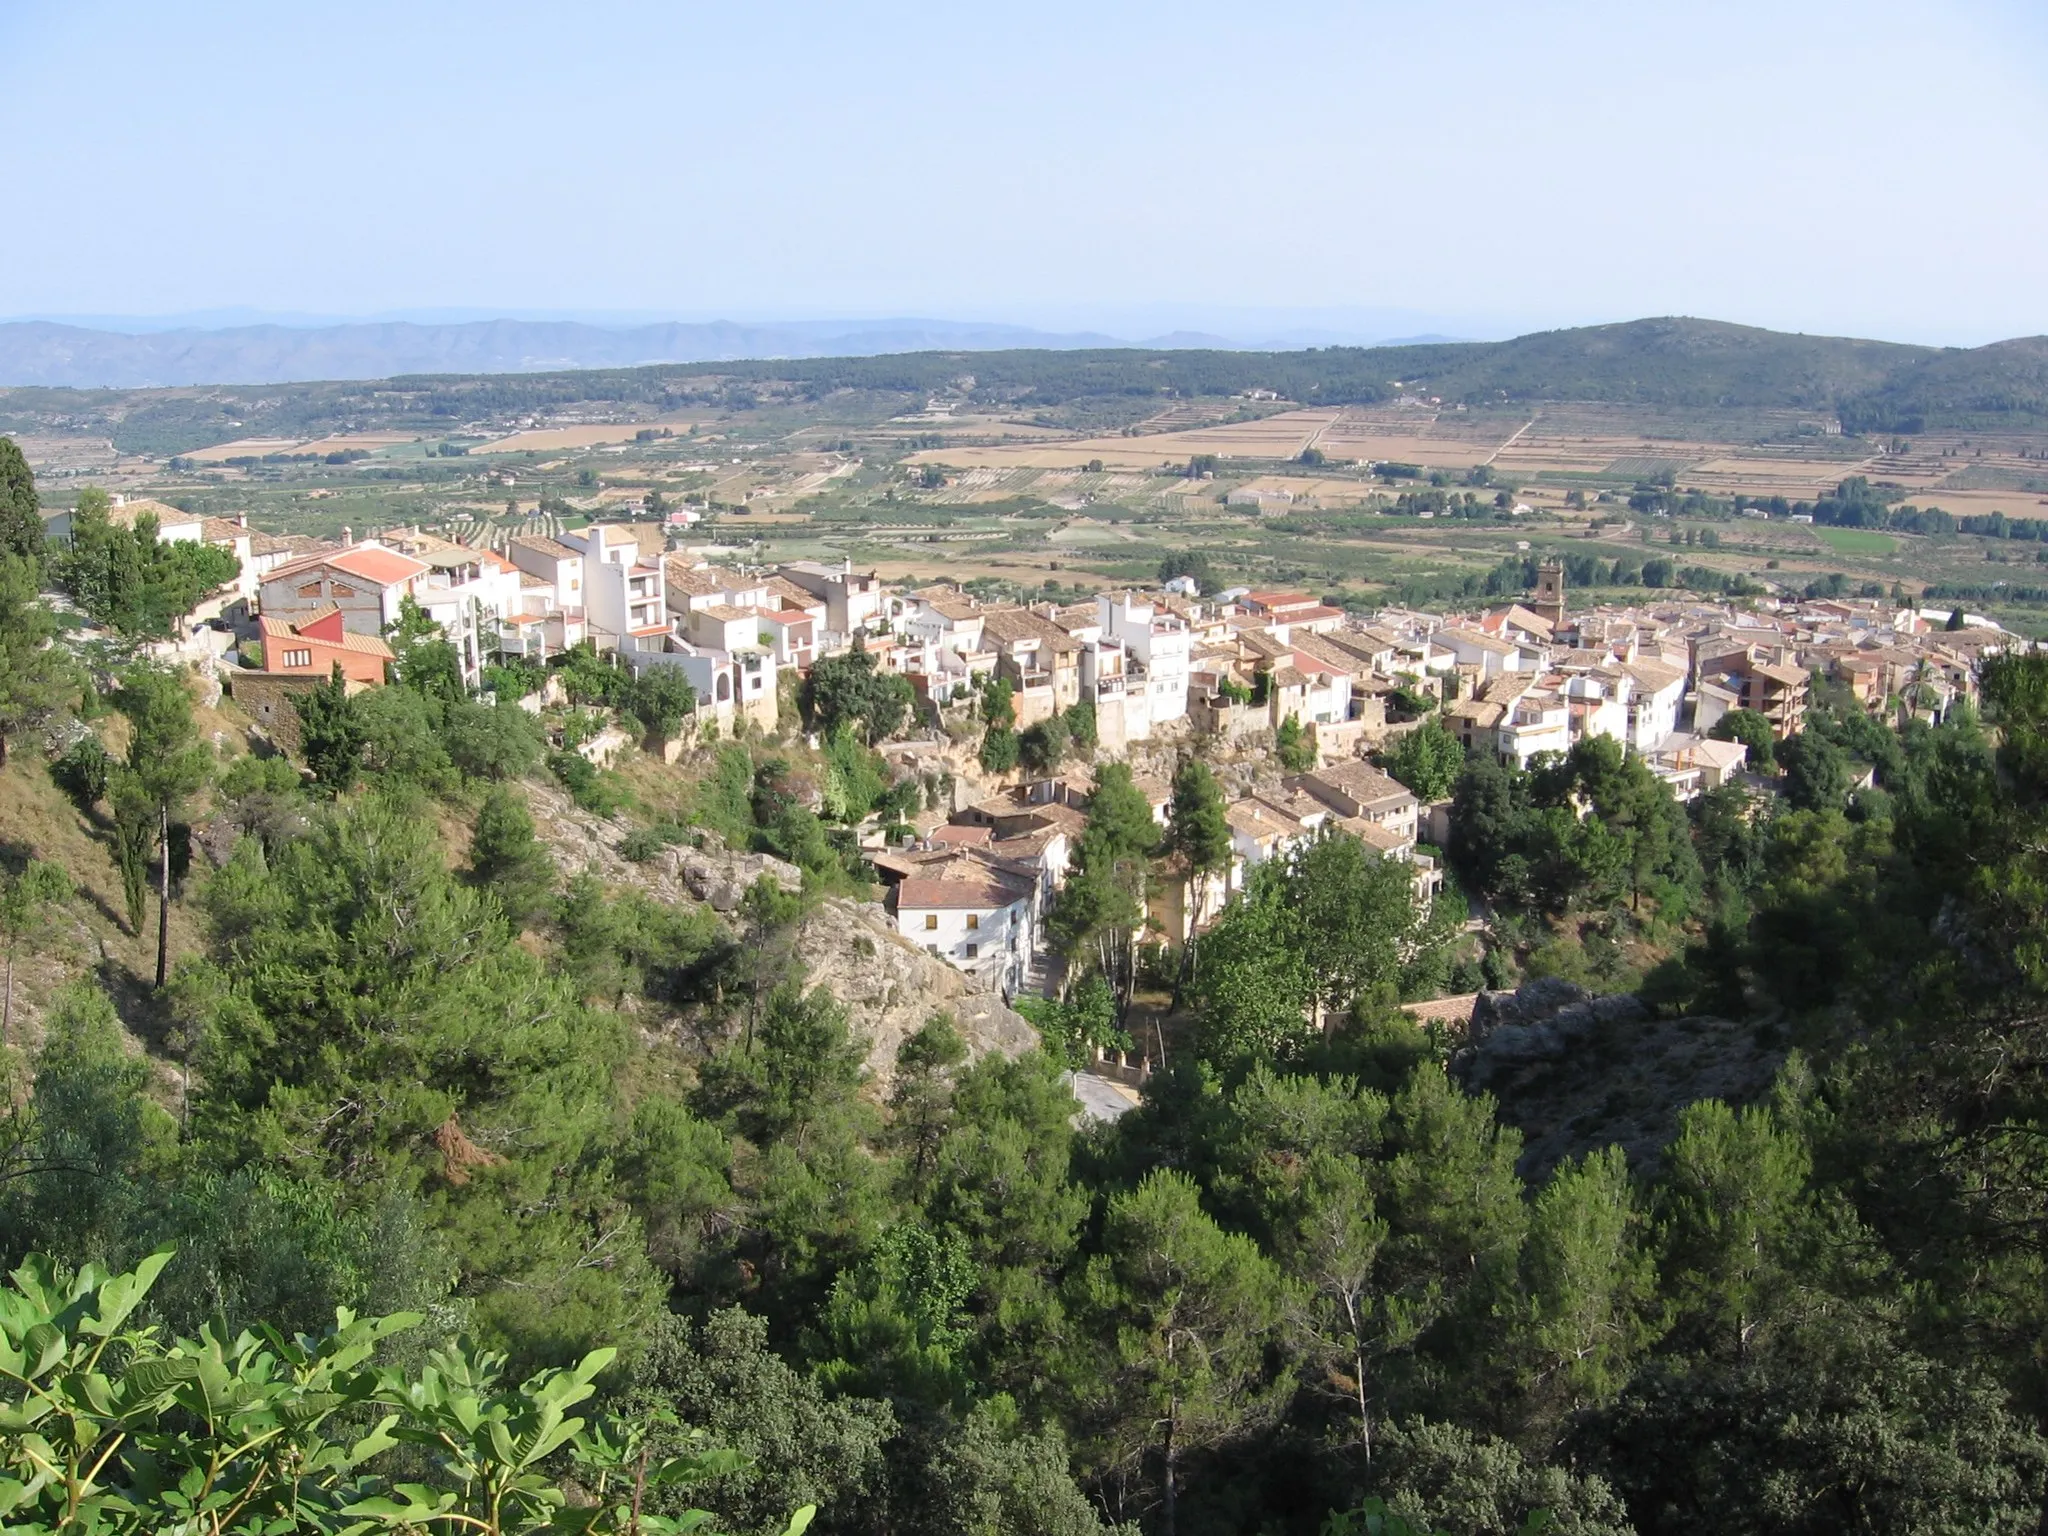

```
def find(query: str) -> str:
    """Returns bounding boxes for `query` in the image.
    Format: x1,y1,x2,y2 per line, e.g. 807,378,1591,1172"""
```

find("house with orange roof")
255,606,394,686
260,542,431,640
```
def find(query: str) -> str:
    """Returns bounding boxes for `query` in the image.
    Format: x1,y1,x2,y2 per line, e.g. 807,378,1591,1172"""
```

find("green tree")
0,982,166,1267
1163,755,1231,1000
804,640,914,745
1657,1098,1813,1359
114,664,211,987
891,1014,968,1199
1157,550,1217,592
0,861,70,1046
1079,1170,1286,1536
1192,861,1316,1069
1779,731,1851,813
1276,712,1316,771
1293,831,1419,1026
1047,763,1157,1024
384,593,467,705
1384,718,1464,802
1019,710,1070,774
815,1223,976,1410
466,784,558,928
1709,708,1777,772
1065,699,1098,752
625,665,697,742
293,663,364,795
0,436,40,564
0,551,73,764
51,494,240,641
0,1248,817,1536
1508,1146,1658,1432
624,1308,891,1534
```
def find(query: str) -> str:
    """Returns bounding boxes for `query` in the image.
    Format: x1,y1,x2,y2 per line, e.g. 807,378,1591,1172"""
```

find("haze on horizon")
3,0,2045,350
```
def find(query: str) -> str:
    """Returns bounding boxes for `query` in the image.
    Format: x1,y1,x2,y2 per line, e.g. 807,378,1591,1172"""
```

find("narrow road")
1066,1071,1141,1123
1484,415,1538,466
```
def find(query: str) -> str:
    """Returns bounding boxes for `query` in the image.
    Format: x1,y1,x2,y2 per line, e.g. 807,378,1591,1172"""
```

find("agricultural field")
12,357,2048,630
1812,526,1899,556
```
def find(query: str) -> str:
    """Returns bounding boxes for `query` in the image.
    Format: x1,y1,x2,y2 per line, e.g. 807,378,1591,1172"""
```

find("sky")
2,0,2045,346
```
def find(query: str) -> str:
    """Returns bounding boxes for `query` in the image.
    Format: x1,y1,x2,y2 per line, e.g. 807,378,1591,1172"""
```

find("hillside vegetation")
10,317,2048,456
4,448,2048,1533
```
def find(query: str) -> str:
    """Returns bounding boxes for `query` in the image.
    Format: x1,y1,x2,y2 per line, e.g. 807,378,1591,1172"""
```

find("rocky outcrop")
521,778,1037,1082
787,898,1038,1086
1457,978,1649,1090
1452,977,1784,1181
664,843,802,912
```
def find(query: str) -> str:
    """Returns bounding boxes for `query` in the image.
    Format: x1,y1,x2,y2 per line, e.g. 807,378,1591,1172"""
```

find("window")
283,648,312,668
965,943,979,959
924,913,938,931
966,913,979,930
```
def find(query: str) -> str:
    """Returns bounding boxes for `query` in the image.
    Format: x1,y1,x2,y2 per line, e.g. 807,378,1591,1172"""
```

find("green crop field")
1813,526,1898,556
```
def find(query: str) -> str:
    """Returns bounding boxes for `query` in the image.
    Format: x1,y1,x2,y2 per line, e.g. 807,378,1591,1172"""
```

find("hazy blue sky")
3,0,2044,344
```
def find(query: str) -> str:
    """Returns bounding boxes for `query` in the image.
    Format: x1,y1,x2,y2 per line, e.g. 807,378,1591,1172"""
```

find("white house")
565,524,670,657
1100,592,1191,723
888,855,1039,998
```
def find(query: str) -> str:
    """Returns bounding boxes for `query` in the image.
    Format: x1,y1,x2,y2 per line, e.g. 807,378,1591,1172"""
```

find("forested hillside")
3,456,2048,1534
10,317,2048,456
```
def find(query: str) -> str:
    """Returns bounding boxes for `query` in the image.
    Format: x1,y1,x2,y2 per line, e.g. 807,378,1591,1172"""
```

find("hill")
11,316,2048,456
1838,334,2048,431
0,316,1153,389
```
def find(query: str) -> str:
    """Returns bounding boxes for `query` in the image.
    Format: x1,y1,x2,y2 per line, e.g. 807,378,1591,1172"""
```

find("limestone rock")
787,897,1037,1084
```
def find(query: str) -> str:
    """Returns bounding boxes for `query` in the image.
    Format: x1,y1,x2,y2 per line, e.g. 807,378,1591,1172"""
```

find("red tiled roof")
267,544,430,588
258,613,394,658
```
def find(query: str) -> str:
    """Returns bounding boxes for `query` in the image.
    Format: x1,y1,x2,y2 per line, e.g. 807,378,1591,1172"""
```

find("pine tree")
0,437,43,565
0,552,73,765
293,664,363,795
114,665,211,987
465,783,557,929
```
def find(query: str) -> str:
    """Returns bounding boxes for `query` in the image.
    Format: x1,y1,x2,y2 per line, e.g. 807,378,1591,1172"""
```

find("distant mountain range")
0,316,1321,388
8,318,2048,451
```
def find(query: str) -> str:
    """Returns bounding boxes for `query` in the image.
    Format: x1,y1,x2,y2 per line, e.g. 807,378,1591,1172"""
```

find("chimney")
342,526,353,547
237,511,248,529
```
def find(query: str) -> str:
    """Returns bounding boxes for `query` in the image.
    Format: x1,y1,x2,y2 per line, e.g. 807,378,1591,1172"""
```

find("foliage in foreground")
0,1247,816,1536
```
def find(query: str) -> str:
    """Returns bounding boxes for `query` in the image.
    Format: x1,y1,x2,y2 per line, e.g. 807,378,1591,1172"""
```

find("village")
60,493,2023,1060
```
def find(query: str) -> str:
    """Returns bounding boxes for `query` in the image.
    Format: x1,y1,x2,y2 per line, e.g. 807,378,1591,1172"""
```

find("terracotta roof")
1341,817,1410,851
1440,625,1517,655
764,576,825,609
1304,760,1416,811
897,869,1034,910
259,613,394,658
1402,993,1480,1026
1623,659,1685,693
249,531,328,559
1278,604,1345,626
927,824,994,848
267,544,429,588
1226,798,1304,838
88,497,198,531
513,535,582,561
